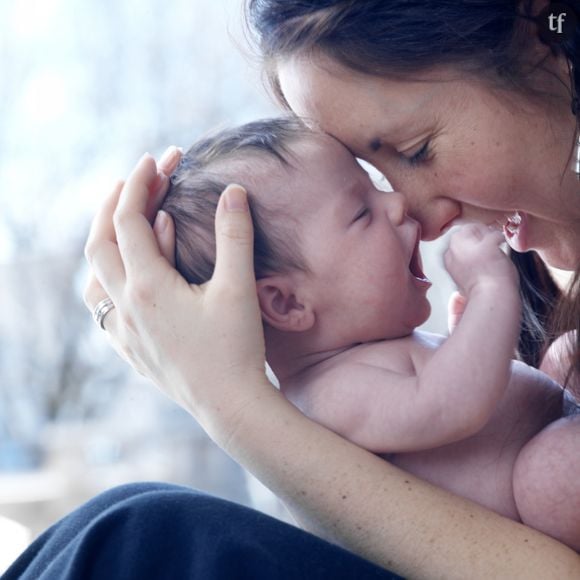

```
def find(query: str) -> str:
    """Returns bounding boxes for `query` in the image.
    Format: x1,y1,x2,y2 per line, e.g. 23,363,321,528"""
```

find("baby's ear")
256,275,315,333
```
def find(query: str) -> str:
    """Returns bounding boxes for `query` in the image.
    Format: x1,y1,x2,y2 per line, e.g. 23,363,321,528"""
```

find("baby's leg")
513,414,580,552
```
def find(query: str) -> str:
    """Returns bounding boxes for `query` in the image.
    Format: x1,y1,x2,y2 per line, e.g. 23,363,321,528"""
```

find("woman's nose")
408,198,461,241
402,191,461,241
378,169,462,241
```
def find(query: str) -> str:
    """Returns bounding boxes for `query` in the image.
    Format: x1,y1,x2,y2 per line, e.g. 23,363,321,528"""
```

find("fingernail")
159,146,179,167
154,210,168,234
224,184,248,212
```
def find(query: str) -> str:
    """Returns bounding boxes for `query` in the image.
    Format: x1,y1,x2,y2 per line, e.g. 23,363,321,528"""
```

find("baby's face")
273,134,432,344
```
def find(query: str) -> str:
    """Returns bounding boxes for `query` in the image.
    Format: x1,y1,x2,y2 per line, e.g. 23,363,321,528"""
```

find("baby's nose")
386,191,408,226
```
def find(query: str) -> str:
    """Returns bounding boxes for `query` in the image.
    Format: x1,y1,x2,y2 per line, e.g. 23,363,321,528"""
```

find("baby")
162,117,577,550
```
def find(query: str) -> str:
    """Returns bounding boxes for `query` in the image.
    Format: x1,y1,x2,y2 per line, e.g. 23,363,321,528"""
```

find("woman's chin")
504,211,579,270
536,247,578,272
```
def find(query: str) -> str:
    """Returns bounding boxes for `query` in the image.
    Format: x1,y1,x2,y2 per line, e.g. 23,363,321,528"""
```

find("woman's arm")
223,384,580,580
84,153,580,580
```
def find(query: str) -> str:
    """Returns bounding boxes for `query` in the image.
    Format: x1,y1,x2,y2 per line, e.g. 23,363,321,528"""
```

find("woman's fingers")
89,242,127,304
212,184,257,289
202,183,266,383
158,145,182,176
114,154,169,279
85,146,181,307
143,146,182,222
85,179,124,253
81,148,180,370
153,210,176,267
80,168,267,426
84,179,126,306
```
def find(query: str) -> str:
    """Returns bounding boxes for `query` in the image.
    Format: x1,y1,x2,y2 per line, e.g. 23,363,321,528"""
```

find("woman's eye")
404,141,430,166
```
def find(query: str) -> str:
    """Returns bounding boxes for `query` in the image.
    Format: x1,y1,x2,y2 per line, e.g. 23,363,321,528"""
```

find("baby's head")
163,117,310,285
163,117,431,373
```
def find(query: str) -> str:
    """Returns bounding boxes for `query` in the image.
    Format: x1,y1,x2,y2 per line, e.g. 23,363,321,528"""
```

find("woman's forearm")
209,381,580,580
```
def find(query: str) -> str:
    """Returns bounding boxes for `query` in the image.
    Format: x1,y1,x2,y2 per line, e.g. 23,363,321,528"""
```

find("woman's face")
278,54,580,269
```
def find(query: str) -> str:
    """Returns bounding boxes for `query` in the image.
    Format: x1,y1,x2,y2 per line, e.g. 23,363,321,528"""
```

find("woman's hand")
83,150,270,432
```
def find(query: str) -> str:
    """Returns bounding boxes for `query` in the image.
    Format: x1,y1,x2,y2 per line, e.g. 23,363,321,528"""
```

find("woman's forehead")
278,52,461,98
278,55,448,142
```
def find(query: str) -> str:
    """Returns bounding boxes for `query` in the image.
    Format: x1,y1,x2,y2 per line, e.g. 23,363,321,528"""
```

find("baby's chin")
403,300,432,333
388,300,431,337
343,298,432,343
381,306,433,340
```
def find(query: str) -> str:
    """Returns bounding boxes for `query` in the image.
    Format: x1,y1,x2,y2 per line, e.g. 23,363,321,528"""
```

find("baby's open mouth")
409,231,429,282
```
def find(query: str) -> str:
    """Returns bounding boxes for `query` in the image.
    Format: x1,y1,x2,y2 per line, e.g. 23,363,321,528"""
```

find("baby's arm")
411,224,522,438
294,225,521,453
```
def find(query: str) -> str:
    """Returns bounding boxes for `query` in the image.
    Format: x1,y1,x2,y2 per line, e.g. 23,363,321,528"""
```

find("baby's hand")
444,224,518,297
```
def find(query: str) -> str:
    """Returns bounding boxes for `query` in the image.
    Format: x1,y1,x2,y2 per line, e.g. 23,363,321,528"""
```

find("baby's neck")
265,328,356,387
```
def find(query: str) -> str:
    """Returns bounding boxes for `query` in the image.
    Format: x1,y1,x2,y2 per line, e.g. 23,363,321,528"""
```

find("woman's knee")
3,483,211,579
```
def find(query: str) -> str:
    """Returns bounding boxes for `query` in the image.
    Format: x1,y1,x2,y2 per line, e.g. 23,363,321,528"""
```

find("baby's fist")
444,224,518,296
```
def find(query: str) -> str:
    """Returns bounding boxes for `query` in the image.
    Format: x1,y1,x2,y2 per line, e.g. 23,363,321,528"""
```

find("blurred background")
0,0,455,570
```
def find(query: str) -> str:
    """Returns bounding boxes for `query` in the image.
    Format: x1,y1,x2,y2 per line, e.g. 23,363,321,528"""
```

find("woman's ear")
256,276,315,332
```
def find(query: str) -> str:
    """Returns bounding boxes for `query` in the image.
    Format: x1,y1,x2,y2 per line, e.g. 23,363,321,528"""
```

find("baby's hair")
162,116,312,284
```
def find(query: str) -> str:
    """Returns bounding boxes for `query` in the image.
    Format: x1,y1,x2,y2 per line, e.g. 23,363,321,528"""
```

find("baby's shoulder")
336,332,442,374
284,341,408,411
291,340,403,387
328,331,445,371
290,332,445,393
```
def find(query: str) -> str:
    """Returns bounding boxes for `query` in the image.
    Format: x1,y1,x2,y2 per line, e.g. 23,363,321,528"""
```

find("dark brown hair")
246,0,580,386
161,117,311,284
548,268,580,389
247,1,562,103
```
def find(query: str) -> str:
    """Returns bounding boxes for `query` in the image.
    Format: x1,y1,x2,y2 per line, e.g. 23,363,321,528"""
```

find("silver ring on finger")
93,297,116,331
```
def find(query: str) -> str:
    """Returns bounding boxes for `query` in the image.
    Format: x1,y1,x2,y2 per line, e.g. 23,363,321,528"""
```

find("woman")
6,1,580,578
